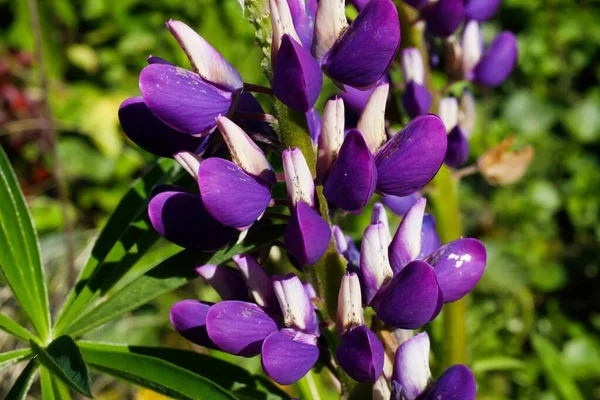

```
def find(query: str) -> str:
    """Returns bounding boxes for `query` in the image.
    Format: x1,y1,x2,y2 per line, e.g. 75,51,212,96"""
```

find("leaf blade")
66,223,285,337
0,145,50,340
30,336,92,398
54,158,179,335
78,341,237,400
0,349,32,372
5,359,38,400
0,313,35,343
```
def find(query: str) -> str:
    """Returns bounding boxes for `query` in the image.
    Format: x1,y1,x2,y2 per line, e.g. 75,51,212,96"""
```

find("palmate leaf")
0,146,51,341
54,158,182,336
65,223,286,337
30,336,92,398
79,341,237,400
5,359,38,400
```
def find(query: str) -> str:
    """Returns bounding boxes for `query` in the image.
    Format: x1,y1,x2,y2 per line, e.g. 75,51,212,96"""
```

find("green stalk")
396,1,468,367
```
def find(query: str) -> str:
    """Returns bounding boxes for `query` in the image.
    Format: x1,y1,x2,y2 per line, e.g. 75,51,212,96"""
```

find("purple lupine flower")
438,97,469,167
172,256,321,385
381,192,420,216
356,199,486,328
306,107,322,143
198,117,275,230
340,76,389,115
392,332,476,400
139,20,243,136
422,0,465,37
336,273,385,383
287,0,318,49
282,148,332,264
314,0,400,89
401,48,432,118
461,20,518,87
321,90,446,211
333,226,361,271
463,0,501,21
271,0,322,112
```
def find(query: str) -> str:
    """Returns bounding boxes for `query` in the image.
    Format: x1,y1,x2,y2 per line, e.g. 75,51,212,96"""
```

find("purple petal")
372,260,440,329
464,0,501,21
425,238,486,303
284,201,332,265
139,64,233,135
261,329,319,385
273,274,319,335
402,81,432,118
389,198,426,274
474,32,518,87
371,202,391,243
392,332,432,400
322,0,400,88
444,126,469,168
195,264,249,301
382,192,420,216
404,0,428,8
118,97,205,157
273,34,323,112
288,0,316,48
337,325,384,383
306,108,322,143
206,300,279,356
169,300,215,348
324,129,378,211
170,300,215,348
198,158,271,229
340,84,377,114
418,213,441,259
232,254,278,311
375,114,447,197
147,55,174,65
148,190,237,251
422,365,476,400
424,0,465,37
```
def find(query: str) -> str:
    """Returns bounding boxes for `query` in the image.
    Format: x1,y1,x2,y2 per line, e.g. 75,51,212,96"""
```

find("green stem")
396,1,468,368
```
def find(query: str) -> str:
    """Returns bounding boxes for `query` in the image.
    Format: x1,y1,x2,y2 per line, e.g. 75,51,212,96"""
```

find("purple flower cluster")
115,0,518,393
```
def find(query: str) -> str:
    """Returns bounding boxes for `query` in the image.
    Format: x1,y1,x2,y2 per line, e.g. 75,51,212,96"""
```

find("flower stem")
243,82,274,96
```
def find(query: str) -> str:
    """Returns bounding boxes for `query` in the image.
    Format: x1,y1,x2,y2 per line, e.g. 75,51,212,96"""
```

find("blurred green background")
0,0,599,398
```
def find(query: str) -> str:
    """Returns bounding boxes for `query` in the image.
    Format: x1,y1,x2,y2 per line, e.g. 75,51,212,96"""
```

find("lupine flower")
392,332,476,400
271,0,322,112
198,117,275,230
438,96,470,167
282,148,332,264
420,0,465,37
319,88,447,211
401,48,432,118
314,0,400,88
381,192,420,216
287,0,318,49
171,255,320,385
139,20,243,135
461,20,518,87
358,199,486,328
336,272,385,383
463,0,501,21
339,76,389,115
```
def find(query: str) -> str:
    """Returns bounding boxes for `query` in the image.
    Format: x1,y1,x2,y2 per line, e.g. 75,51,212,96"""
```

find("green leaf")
472,356,525,374
79,342,288,400
5,359,38,400
65,223,286,337
531,334,584,400
78,341,237,400
54,158,180,336
0,349,32,372
0,313,35,343
30,336,92,398
40,366,56,400
0,145,51,341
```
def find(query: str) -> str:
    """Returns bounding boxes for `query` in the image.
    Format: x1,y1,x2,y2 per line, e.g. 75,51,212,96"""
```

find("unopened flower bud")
336,272,364,334
283,147,315,207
